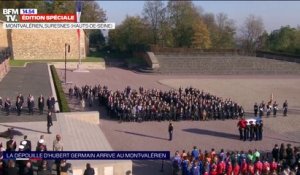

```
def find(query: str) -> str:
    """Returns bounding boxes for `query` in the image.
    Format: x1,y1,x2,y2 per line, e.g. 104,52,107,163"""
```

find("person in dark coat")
272,144,280,162
47,111,53,134
23,161,33,175
27,94,31,114
84,163,95,175
258,120,263,140
27,94,34,115
168,123,173,141
46,96,51,111
286,144,294,167
0,97,3,109
283,100,288,116
37,161,50,175
254,102,258,116
18,93,24,106
50,96,56,112
6,135,17,152
38,94,45,115
16,97,23,116
4,98,11,116
5,160,19,175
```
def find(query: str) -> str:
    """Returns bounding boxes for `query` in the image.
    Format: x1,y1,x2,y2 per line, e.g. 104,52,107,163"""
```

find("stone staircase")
156,54,300,75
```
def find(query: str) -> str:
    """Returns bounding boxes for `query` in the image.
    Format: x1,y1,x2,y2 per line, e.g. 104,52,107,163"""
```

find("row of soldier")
0,94,56,116
69,85,245,122
237,117,263,141
254,100,288,117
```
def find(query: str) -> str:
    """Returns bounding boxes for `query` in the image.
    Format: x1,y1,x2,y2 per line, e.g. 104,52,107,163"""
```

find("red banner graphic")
20,14,76,22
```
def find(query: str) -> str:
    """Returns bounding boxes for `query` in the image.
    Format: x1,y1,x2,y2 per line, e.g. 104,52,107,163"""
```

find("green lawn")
9,57,104,67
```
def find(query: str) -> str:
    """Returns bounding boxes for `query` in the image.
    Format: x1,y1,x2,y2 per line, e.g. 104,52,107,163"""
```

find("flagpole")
76,0,82,69
78,28,81,65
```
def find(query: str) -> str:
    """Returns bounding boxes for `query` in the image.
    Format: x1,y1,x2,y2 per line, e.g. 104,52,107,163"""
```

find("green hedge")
50,65,70,112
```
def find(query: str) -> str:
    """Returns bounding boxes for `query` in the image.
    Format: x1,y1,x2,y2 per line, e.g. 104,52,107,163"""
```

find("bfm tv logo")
3,9,37,22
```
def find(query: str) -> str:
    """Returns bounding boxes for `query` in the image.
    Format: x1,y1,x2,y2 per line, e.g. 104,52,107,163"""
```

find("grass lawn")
9,57,104,67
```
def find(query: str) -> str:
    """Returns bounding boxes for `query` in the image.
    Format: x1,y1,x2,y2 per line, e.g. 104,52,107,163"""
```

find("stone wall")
0,59,10,80
134,52,159,70
0,23,8,47
0,22,11,80
150,45,243,56
256,51,300,63
11,29,87,60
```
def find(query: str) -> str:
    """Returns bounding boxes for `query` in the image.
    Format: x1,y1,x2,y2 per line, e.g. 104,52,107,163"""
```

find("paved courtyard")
58,67,300,175
0,63,56,122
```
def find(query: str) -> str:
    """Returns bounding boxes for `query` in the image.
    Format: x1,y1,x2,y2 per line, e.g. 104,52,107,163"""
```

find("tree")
142,1,166,45
214,13,236,49
81,1,107,23
108,16,151,53
167,0,201,47
51,1,75,14
239,15,264,53
256,31,269,50
268,26,300,54
89,30,106,49
192,19,211,49
0,1,106,25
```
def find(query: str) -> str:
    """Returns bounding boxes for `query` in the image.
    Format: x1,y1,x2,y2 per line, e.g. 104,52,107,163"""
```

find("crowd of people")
172,144,300,175
69,85,246,122
0,94,56,116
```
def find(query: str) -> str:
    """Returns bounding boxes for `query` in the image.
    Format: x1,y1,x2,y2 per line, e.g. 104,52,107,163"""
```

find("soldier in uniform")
254,102,258,116
259,104,264,117
258,120,263,140
266,104,271,117
283,100,288,116
47,111,53,134
237,117,246,140
245,121,250,141
273,101,278,117
168,123,173,141
249,121,255,141
20,135,32,151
